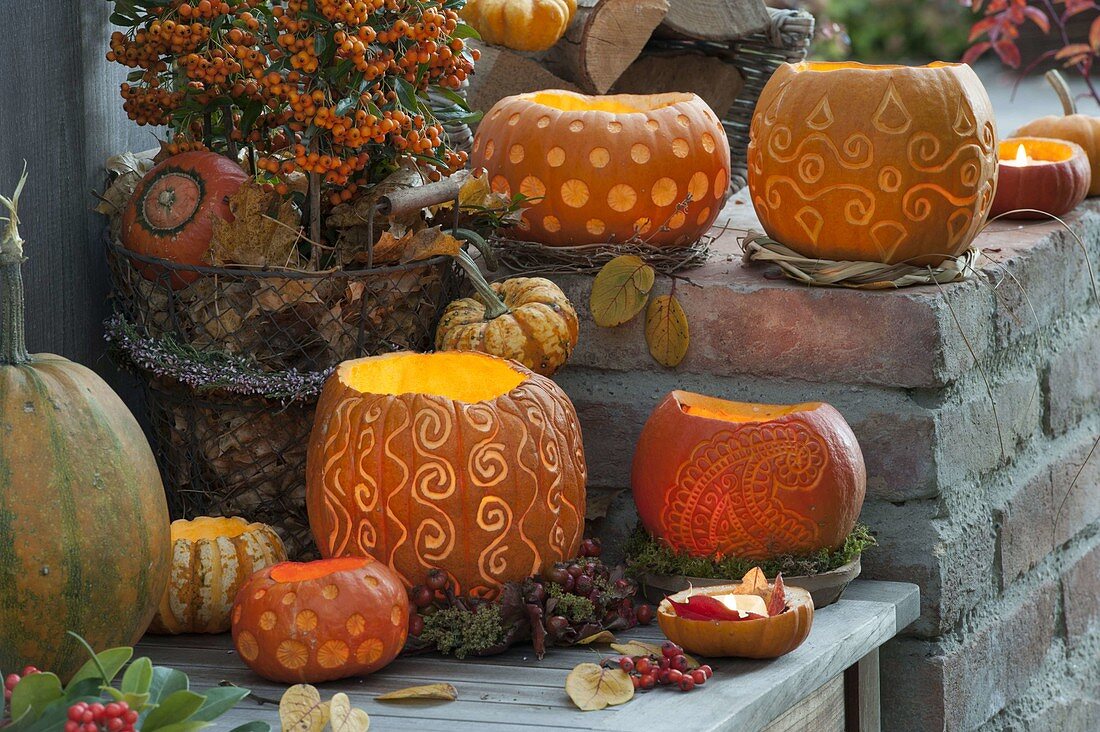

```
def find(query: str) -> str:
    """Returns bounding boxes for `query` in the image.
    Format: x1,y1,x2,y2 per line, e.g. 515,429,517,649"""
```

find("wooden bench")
135,580,919,731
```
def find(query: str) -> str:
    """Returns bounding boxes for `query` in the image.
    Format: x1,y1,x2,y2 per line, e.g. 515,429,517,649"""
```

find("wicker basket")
648,7,815,193
106,242,464,558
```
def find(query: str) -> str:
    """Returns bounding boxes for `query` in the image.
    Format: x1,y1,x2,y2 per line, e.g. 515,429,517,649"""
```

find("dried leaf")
644,293,689,367
667,595,765,622
209,181,302,268
279,685,329,732
590,255,655,328
328,693,370,732
96,150,157,237
766,574,787,617
376,684,458,702
400,227,463,263
736,567,770,596
564,663,634,712
576,631,616,645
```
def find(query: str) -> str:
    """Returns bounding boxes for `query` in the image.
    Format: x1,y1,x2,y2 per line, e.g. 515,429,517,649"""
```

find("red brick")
1063,538,1100,649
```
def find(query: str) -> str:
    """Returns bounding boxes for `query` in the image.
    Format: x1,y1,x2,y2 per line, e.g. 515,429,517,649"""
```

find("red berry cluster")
65,701,139,732
4,666,40,703
604,641,715,693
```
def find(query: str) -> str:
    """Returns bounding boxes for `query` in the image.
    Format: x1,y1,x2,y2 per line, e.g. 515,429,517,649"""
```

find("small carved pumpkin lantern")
991,137,1091,219
306,351,587,599
748,62,998,265
232,556,409,683
472,91,730,247
150,516,287,635
631,391,866,560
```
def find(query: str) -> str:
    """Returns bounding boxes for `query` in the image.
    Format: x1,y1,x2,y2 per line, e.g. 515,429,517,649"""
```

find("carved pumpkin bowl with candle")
990,137,1091,220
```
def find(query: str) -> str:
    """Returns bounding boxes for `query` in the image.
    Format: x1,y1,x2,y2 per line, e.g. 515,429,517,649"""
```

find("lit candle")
1000,143,1031,167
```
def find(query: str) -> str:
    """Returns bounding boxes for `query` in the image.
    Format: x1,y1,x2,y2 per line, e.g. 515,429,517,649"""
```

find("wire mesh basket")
106,240,464,558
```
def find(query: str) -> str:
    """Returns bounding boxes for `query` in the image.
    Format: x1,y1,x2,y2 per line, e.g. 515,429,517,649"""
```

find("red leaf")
1065,0,1097,20
1022,6,1051,33
667,595,766,622
1090,16,1100,52
766,575,787,617
995,39,1022,68
1055,43,1093,60
968,16,998,42
963,41,993,65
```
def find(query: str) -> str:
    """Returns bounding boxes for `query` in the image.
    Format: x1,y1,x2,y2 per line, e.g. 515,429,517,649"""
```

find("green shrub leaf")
10,673,63,723
142,690,206,731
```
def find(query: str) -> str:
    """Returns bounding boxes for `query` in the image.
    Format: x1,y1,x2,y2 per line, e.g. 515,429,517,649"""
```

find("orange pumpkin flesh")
231,556,409,683
657,583,814,659
991,137,1091,219
748,61,998,265
121,151,248,286
306,351,587,599
471,90,730,247
631,391,866,560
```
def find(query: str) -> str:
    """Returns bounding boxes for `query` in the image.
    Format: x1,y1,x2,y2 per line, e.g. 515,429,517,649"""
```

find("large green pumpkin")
0,171,171,680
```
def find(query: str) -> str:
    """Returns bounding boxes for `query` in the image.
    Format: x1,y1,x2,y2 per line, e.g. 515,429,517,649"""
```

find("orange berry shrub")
106,0,481,260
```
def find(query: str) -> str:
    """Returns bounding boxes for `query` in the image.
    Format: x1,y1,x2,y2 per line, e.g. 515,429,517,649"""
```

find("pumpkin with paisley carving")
306,351,587,599
472,91,729,247
747,61,997,266
232,556,408,683
631,391,866,560
150,516,287,635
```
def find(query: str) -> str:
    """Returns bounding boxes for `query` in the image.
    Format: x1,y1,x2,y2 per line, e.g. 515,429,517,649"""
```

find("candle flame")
1014,144,1028,165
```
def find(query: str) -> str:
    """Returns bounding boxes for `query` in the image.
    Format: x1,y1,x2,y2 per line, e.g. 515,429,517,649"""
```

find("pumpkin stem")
453,248,511,319
1046,70,1077,116
0,164,29,365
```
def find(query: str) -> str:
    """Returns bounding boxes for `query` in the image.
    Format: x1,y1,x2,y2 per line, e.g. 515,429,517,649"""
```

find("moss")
419,604,506,659
547,583,597,623
624,523,876,581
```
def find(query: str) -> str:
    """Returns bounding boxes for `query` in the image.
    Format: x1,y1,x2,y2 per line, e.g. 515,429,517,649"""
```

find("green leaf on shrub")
122,657,153,696
67,647,133,689
226,722,271,732
147,722,211,732
147,667,190,706
190,687,251,723
142,690,206,731
10,673,64,722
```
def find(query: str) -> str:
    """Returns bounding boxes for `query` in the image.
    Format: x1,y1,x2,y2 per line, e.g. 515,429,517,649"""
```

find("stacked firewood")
466,0,770,123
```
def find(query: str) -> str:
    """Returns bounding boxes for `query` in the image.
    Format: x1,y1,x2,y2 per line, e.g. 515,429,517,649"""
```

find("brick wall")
550,191,1100,731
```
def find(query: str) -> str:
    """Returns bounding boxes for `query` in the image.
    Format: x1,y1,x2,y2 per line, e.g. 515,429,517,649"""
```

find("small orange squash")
472,91,729,247
748,61,998,265
1015,71,1100,197
462,0,576,52
231,556,409,683
658,579,814,658
991,137,1091,220
150,516,287,635
631,391,866,560
435,252,579,376
306,351,587,599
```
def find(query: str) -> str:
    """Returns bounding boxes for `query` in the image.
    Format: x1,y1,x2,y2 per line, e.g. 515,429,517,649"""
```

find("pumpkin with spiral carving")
306,351,587,599
631,391,866,560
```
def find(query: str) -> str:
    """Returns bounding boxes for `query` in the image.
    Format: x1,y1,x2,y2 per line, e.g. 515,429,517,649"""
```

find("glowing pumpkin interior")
675,390,809,424
525,90,692,115
998,137,1078,164
171,516,253,541
338,352,525,403
269,557,371,583
791,60,955,73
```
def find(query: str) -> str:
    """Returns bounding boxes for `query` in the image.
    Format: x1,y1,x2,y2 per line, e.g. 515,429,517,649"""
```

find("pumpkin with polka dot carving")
121,151,248,286
231,556,409,683
471,91,730,247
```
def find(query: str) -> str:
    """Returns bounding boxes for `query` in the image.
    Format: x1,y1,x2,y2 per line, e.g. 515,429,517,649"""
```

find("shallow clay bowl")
657,584,814,659
641,556,860,610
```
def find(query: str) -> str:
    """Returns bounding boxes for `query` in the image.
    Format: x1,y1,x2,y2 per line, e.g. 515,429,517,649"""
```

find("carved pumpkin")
1015,71,1100,197
306,351,587,599
991,138,1091,220
462,0,576,52
748,61,998,266
121,151,248,286
232,556,409,683
657,581,814,658
631,391,866,560
0,171,171,680
150,516,287,635
472,91,730,247
435,252,579,376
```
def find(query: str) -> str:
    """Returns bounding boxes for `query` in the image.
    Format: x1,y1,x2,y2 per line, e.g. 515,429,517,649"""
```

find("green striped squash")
0,171,170,680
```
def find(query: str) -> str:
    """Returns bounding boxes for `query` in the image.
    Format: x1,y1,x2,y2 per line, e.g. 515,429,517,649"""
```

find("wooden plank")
134,581,918,732
763,674,844,732
844,648,881,732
